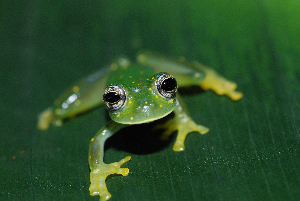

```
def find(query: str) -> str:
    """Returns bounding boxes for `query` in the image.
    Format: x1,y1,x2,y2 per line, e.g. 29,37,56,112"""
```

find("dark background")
1,0,300,200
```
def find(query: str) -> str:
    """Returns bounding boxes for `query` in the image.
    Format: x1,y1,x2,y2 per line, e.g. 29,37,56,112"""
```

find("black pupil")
104,92,120,103
161,78,177,91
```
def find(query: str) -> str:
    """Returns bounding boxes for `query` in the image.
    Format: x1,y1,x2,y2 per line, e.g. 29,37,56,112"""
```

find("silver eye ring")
103,85,126,111
156,73,177,98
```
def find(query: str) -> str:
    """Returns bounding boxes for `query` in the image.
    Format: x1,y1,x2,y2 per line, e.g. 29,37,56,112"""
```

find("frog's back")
52,62,154,120
107,64,155,86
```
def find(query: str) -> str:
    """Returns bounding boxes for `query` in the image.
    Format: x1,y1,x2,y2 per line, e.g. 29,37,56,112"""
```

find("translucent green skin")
37,53,243,201
106,64,177,124
39,54,208,128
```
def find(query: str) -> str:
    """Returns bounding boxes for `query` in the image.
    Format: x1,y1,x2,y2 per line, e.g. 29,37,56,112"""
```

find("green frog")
37,53,243,200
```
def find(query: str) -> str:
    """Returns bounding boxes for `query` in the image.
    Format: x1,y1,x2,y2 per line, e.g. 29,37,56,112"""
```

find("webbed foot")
195,63,243,100
89,156,131,200
157,116,209,151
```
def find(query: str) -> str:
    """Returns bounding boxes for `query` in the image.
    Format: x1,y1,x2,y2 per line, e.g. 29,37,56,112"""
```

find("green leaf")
1,0,300,200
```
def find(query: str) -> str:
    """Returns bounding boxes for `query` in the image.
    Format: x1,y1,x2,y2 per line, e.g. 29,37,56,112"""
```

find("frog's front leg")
158,94,209,151
89,120,131,200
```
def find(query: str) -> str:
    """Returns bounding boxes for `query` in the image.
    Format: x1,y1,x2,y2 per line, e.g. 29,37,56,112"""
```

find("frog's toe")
201,78,243,101
89,156,131,200
173,118,209,151
227,90,243,101
224,80,237,91
89,178,110,199
156,116,209,151
198,67,243,101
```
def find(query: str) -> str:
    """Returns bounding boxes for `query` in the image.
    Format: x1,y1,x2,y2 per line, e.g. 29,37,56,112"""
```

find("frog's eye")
156,73,177,98
103,85,126,111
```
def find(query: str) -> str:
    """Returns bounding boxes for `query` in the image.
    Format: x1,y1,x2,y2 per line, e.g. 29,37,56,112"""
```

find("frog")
37,52,243,200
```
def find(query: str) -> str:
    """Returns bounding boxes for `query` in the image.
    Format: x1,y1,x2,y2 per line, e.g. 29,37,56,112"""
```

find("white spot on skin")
67,94,77,104
142,106,150,116
62,103,68,109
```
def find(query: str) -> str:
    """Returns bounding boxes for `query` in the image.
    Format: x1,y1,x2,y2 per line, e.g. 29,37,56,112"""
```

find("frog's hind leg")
194,62,243,101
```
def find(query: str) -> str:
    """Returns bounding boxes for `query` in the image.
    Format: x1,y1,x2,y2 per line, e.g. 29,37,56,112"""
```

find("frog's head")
103,72,177,124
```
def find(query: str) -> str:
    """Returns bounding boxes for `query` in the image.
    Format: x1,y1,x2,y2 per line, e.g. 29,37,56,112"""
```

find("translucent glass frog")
37,53,243,200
